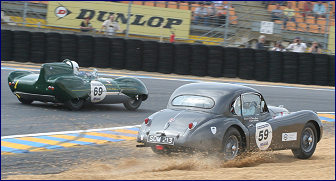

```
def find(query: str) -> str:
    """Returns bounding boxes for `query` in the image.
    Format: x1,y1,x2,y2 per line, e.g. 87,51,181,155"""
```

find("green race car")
8,59,149,111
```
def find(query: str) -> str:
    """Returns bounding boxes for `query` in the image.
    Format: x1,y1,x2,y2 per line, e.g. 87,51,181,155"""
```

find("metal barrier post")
323,1,331,49
223,2,230,46
23,1,28,26
125,1,133,37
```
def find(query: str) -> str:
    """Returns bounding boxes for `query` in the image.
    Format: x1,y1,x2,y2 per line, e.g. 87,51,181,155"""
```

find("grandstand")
1,1,335,54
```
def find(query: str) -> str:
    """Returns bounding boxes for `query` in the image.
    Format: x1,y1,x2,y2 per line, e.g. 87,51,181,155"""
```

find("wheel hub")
302,127,314,152
231,145,237,152
224,135,239,160
308,136,313,143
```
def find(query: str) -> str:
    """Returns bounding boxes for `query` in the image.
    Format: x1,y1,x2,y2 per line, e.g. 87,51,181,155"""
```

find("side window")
230,96,242,116
241,94,261,117
260,97,269,113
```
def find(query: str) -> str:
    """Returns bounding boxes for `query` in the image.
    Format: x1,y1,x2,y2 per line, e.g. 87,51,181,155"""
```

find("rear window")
172,95,215,109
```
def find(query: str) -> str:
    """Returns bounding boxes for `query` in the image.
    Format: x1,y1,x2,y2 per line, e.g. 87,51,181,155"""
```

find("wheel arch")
114,77,149,100
307,120,322,142
227,124,248,150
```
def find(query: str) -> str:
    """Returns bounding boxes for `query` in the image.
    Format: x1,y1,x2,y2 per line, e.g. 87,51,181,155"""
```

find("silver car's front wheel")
292,122,317,159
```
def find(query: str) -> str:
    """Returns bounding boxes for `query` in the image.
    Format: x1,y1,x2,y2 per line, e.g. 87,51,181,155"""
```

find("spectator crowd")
268,1,334,31
256,35,323,54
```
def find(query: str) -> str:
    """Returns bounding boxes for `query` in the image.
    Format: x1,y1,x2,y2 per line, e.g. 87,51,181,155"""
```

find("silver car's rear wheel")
223,135,239,160
221,127,243,160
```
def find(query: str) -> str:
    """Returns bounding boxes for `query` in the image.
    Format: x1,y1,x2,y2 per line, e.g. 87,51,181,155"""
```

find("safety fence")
1,29,334,86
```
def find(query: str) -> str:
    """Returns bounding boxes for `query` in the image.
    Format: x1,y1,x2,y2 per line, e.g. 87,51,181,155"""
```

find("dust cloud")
5,137,335,180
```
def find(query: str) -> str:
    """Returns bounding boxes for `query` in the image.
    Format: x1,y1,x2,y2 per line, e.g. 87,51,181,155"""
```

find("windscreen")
172,95,215,109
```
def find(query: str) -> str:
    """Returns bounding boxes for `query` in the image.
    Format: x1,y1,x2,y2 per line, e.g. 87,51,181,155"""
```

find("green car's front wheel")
64,98,84,111
18,97,33,105
123,96,142,111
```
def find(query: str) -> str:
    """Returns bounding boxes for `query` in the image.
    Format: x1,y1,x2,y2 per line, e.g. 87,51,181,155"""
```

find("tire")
221,127,243,160
18,98,33,104
93,37,110,68
125,39,143,71
223,47,238,78
64,98,84,111
123,96,142,111
292,122,317,159
238,48,255,80
1,30,13,61
174,44,190,75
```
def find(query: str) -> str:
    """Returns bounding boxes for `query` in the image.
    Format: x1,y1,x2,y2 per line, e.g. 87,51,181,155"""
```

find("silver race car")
137,82,323,160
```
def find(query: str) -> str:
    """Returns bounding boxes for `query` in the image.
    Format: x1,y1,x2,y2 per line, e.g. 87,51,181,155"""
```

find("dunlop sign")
47,1,191,38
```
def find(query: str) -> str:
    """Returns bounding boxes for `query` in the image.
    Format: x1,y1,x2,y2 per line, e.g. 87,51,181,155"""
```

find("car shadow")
18,102,154,113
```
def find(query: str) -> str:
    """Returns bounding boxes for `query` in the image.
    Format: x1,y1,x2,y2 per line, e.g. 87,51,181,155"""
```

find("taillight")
48,86,55,90
188,122,197,130
144,118,149,124
156,145,164,150
188,123,193,129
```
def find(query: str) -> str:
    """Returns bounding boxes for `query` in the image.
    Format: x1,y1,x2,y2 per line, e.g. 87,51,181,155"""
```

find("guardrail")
1,29,334,86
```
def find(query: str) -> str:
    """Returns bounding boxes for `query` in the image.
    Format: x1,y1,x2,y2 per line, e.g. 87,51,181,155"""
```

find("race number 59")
255,122,272,150
258,129,269,141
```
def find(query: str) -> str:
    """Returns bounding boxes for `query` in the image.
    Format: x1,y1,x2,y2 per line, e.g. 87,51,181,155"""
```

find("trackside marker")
1,125,141,139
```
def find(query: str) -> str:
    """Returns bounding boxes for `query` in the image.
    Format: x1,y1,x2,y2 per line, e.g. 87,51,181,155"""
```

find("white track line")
317,112,335,114
1,124,141,139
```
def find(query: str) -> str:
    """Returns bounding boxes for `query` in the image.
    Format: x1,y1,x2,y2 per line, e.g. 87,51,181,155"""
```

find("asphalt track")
1,62,335,178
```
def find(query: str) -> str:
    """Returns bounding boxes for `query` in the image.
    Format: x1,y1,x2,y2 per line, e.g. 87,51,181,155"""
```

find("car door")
239,93,277,151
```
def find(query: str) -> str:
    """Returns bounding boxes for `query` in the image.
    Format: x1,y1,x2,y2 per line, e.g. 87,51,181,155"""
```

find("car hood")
148,109,216,137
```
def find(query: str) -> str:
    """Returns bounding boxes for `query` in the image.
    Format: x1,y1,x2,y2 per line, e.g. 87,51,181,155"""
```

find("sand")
5,136,335,180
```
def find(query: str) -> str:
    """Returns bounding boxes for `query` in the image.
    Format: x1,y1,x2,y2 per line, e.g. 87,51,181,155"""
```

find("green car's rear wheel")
18,97,33,104
64,98,84,111
123,95,142,111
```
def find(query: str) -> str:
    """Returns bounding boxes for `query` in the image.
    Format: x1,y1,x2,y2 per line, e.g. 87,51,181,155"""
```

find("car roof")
167,82,260,114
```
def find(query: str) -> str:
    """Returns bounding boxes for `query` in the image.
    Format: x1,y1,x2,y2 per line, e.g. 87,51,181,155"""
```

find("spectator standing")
313,1,326,21
208,3,218,25
302,1,313,20
170,32,175,43
213,1,223,7
218,4,229,24
256,35,267,50
283,3,296,28
308,41,322,53
271,4,283,22
99,15,120,36
286,37,307,53
193,3,209,26
80,17,94,32
271,41,286,51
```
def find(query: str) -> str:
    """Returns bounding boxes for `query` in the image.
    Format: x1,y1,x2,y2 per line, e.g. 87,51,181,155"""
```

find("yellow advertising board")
47,1,191,38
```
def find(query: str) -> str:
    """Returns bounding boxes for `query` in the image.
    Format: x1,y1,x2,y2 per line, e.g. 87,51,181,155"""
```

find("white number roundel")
255,122,272,150
90,81,106,103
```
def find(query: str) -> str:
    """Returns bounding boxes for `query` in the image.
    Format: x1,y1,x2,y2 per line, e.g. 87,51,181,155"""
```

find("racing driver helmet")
66,60,80,75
